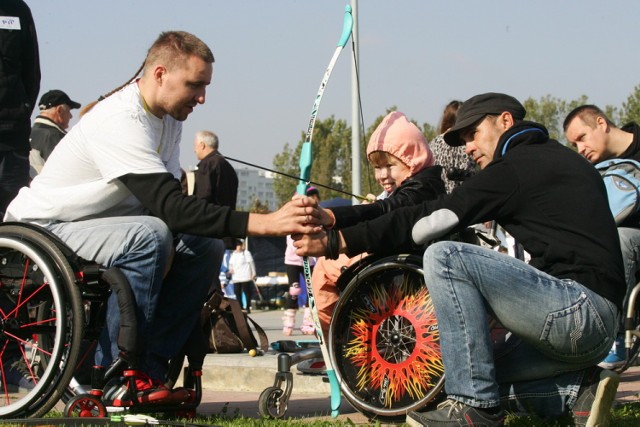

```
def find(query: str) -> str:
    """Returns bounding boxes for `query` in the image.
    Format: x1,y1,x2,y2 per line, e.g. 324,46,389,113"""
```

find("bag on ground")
201,291,268,354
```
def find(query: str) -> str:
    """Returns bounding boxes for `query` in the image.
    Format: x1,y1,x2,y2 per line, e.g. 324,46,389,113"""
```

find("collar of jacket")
34,115,66,134
493,120,549,161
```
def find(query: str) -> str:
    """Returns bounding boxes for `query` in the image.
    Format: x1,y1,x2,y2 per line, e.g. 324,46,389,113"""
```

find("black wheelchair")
0,222,203,419
259,252,445,423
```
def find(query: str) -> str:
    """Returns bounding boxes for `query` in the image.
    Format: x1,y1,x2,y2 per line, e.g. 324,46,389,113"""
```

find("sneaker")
104,373,172,406
297,357,326,375
2,359,38,392
572,367,620,427
406,399,504,427
598,337,626,371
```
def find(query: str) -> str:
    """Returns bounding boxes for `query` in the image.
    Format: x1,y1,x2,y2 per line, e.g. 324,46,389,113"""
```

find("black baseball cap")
38,90,81,110
444,93,526,146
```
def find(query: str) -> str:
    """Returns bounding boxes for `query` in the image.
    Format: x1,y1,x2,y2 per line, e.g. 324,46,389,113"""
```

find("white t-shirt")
5,82,182,224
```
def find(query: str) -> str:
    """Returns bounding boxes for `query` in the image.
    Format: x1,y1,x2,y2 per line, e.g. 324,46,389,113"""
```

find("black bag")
202,291,268,354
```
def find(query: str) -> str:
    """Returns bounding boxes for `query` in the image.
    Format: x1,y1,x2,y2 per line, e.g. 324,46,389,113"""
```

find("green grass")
0,402,637,426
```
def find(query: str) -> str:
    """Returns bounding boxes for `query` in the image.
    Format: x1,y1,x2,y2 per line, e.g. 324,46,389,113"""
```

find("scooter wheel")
258,386,287,419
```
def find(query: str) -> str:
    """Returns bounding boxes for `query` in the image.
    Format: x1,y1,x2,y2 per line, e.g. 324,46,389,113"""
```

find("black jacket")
330,166,445,229
194,151,239,209
341,121,625,309
0,0,40,152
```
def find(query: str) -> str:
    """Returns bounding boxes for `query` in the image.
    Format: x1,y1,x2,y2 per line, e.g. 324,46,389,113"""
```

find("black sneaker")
406,399,504,427
2,359,38,392
572,367,619,427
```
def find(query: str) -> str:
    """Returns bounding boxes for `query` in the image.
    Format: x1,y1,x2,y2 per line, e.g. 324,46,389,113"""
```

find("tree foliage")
270,84,640,207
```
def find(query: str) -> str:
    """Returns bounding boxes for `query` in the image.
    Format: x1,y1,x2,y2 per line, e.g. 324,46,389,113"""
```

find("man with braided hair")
5,31,321,405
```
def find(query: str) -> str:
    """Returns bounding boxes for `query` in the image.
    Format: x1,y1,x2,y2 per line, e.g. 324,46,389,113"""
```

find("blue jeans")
47,216,222,379
423,241,619,416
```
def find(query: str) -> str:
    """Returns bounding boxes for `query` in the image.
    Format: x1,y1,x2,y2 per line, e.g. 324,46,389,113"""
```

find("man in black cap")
294,92,624,426
29,89,81,175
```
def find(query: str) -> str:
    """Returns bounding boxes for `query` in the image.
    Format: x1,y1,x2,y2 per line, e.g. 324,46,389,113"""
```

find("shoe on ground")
2,358,38,392
297,357,326,375
572,367,620,427
104,373,175,407
406,399,504,427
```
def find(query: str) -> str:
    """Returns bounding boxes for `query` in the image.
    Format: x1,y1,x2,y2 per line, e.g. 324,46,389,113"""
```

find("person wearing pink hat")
310,111,445,338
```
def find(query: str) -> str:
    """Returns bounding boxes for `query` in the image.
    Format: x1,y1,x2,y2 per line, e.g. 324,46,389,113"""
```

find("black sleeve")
331,166,445,228
118,172,249,237
22,2,40,112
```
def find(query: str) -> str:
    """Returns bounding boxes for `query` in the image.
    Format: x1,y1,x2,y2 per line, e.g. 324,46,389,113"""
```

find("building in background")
235,167,277,211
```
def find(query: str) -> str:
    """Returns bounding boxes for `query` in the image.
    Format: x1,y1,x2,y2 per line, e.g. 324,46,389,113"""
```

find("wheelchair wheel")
328,254,444,423
0,224,84,418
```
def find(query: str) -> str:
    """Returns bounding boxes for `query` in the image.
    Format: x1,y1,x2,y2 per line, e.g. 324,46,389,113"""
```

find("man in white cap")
29,89,81,175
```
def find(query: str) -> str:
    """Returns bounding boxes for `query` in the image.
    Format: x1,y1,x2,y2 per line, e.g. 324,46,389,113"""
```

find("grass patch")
1,401,637,426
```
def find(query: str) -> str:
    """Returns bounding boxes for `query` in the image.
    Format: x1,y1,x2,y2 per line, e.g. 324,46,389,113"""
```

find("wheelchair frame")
0,222,202,419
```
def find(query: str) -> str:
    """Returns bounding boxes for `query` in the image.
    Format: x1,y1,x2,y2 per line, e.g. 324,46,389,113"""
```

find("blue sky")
30,0,640,171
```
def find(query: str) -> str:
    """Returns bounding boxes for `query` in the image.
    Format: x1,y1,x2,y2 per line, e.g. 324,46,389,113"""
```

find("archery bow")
296,4,353,418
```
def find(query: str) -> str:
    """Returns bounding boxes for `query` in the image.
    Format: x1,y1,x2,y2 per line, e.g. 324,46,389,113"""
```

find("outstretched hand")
292,230,328,257
248,196,323,236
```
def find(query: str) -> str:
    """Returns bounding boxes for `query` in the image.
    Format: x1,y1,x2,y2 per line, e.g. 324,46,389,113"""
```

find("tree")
249,198,271,213
272,116,353,206
620,84,640,125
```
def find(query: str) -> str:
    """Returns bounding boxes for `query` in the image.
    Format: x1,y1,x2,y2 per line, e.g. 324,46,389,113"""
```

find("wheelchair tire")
0,224,84,418
328,254,445,423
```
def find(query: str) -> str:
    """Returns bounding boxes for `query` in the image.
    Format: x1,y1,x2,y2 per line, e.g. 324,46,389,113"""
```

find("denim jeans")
47,216,222,379
423,241,619,417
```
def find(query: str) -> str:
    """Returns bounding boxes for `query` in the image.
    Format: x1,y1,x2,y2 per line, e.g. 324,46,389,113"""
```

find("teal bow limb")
296,5,353,197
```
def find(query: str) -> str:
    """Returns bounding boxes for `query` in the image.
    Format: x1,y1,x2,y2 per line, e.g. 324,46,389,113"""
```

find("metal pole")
350,0,361,205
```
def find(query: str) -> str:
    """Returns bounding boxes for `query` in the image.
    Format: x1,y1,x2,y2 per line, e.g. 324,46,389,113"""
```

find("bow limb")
295,5,353,419
296,5,354,197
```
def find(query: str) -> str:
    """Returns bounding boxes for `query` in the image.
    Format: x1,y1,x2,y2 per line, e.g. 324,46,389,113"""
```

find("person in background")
295,93,624,426
228,239,257,312
429,100,477,193
564,104,640,370
29,89,81,176
5,30,321,405
192,130,238,293
0,0,40,218
282,186,320,336
0,0,40,392
193,130,238,208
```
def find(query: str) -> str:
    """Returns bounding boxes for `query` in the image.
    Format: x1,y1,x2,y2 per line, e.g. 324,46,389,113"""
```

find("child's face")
372,154,412,194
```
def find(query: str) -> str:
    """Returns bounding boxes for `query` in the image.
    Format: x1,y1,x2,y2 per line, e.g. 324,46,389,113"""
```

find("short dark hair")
563,105,615,132
145,31,214,74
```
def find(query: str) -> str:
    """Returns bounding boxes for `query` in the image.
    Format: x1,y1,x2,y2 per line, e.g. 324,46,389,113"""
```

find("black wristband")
326,228,340,260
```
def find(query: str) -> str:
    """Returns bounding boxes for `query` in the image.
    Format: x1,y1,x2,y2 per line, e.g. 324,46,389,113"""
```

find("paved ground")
192,308,640,423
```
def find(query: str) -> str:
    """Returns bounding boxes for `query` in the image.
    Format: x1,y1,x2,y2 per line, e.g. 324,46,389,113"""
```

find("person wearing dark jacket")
0,0,40,217
5,31,321,406
29,89,81,176
296,93,624,426
312,110,444,337
564,105,640,370
193,130,238,209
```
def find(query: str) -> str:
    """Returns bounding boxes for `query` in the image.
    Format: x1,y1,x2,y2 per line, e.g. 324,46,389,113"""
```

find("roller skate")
300,307,316,335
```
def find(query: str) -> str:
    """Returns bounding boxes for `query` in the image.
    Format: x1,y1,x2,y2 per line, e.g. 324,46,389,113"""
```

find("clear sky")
29,0,640,172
